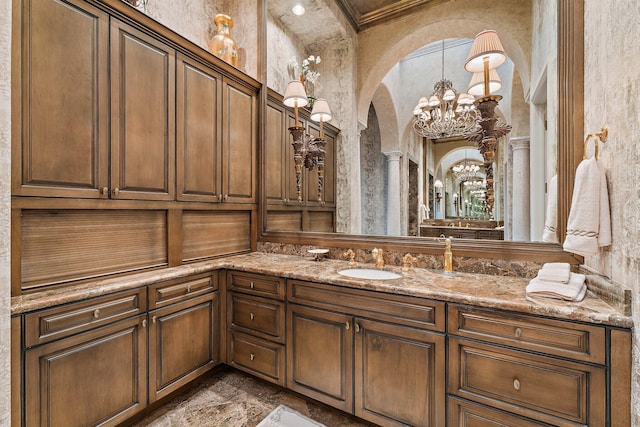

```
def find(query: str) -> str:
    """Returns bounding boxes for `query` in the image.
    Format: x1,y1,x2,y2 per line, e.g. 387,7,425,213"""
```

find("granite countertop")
11,252,633,328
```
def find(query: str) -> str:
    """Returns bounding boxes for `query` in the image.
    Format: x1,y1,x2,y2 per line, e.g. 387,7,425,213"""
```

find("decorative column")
384,151,402,235
510,137,531,241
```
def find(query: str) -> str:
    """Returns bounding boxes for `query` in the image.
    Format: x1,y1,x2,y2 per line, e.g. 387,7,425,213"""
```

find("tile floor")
131,367,375,426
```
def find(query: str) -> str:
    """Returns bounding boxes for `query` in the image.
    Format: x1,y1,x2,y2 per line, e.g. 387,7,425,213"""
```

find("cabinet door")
110,19,175,201
176,54,223,203
149,293,219,402
13,0,109,198
221,79,256,203
25,316,147,427
287,304,353,413
354,318,446,427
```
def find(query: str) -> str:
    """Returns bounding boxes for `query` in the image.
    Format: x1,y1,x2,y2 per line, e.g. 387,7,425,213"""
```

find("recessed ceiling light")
292,4,305,16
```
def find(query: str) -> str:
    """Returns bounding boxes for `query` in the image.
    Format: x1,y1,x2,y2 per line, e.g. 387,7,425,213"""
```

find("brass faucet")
343,249,356,266
402,253,417,272
372,248,384,269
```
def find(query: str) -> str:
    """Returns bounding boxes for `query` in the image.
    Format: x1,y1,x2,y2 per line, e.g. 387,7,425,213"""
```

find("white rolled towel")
526,272,587,302
537,262,571,283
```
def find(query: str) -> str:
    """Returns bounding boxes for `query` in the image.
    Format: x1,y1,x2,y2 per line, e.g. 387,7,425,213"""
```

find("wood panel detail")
182,211,251,261
227,331,286,386
306,211,334,232
14,0,109,198
20,210,167,290
110,18,175,200
266,210,303,232
176,54,222,203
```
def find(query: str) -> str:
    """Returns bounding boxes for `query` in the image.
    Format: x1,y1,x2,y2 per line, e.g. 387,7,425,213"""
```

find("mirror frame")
258,0,583,264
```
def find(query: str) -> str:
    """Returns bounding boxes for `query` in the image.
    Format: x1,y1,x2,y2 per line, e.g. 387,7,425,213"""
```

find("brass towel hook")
583,126,608,160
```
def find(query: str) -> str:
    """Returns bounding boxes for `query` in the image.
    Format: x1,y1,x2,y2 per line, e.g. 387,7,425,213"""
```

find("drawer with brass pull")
448,337,606,426
448,304,605,364
227,293,285,343
25,287,146,347
227,271,285,300
149,273,216,309
227,330,285,386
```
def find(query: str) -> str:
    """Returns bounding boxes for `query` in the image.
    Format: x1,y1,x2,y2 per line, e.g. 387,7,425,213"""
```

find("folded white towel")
537,262,571,283
563,158,611,257
526,272,587,301
542,174,559,243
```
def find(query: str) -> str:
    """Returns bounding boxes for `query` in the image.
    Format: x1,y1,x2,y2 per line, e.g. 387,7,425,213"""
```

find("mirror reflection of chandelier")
452,150,482,181
463,179,486,190
413,40,479,139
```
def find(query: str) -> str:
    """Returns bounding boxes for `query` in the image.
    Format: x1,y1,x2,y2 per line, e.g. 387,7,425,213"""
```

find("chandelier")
413,41,479,139
463,179,486,190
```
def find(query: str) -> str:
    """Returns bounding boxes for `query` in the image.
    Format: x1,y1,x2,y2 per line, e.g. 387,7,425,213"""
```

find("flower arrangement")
288,55,321,102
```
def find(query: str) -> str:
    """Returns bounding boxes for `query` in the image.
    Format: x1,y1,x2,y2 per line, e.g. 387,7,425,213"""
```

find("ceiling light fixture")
413,40,479,140
292,4,305,15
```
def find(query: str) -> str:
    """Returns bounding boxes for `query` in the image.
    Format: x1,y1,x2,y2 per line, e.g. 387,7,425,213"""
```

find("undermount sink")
337,268,402,280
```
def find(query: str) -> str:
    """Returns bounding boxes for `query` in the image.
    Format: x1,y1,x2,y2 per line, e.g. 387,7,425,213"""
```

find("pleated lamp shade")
465,30,506,72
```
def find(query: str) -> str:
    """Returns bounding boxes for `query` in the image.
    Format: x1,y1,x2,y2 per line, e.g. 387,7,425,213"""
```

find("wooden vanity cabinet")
226,271,286,385
447,304,608,426
287,280,446,427
24,314,148,427
148,274,220,402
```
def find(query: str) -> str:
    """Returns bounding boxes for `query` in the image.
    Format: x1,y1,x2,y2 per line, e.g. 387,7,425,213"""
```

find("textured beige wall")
584,1,640,423
0,0,11,422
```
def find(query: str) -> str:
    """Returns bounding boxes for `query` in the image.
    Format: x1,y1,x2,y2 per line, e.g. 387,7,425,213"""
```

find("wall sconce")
464,30,512,213
283,80,332,202
434,179,443,203
453,192,459,216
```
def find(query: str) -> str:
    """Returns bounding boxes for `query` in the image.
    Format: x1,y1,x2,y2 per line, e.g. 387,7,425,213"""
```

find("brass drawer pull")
93,309,100,319
354,323,361,333
513,379,521,390
345,322,350,330
152,316,157,324
187,285,192,293
250,281,255,289
250,353,255,361
514,327,522,338
250,313,255,320
142,319,147,328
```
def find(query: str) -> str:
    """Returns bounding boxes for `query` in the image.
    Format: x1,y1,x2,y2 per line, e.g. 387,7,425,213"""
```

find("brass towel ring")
583,126,608,160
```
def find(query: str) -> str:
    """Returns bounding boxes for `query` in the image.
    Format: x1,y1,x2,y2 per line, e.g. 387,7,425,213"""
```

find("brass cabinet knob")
513,379,521,390
152,315,157,324
354,323,361,333
113,188,120,197
142,319,147,328
250,313,254,320
223,194,228,201
514,327,522,338
101,187,109,195
250,353,255,361
218,194,223,201
93,309,100,319
345,322,350,330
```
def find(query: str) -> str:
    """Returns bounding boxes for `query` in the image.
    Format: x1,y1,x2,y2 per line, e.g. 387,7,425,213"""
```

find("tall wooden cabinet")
110,19,175,201
12,0,110,199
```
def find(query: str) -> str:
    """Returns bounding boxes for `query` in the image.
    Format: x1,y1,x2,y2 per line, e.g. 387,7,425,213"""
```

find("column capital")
510,136,530,151
383,151,403,161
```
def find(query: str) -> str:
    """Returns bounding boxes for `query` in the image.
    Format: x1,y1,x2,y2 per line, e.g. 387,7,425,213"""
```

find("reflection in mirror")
265,0,559,244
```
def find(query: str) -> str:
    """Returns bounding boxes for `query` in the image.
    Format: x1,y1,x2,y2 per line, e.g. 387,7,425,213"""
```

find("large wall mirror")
260,0,583,261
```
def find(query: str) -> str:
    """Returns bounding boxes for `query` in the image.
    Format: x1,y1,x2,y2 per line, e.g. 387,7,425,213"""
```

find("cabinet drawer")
25,288,146,347
448,304,605,364
227,271,285,299
448,338,606,426
288,280,444,332
227,331,285,386
227,293,285,343
149,273,216,309
448,396,553,427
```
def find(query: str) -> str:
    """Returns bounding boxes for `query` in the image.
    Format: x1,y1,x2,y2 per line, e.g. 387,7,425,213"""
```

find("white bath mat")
257,405,326,427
